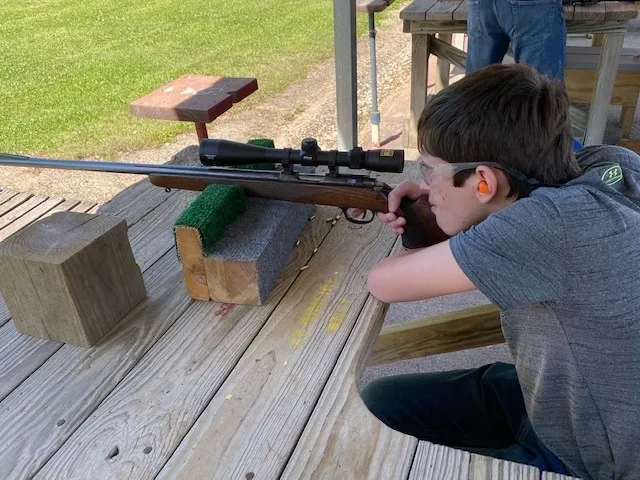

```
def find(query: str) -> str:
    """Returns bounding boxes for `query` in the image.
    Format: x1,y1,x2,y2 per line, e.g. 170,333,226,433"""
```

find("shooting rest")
0,212,147,346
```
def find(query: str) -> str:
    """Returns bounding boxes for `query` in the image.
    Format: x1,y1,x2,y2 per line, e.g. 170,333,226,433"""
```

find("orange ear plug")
478,180,490,194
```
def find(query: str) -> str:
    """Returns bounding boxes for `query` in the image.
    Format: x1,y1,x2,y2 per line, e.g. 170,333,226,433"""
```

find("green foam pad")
174,183,247,253
173,138,276,251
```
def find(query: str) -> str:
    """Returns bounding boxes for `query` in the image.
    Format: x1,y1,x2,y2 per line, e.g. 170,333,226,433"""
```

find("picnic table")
400,0,639,148
0,157,578,479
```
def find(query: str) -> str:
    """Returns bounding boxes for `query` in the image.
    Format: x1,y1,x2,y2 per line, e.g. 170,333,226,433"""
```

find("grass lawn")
1,0,400,159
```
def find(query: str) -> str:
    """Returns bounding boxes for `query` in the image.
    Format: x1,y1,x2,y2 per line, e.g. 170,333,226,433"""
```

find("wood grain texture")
281,271,417,479
0,190,20,206
0,213,147,346
409,442,470,479
333,0,358,149
541,472,581,480
404,33,430,148
0,192,34,218
405,19,630,35
400,0,441,20
431,35,466,70
0,249,191,480
35,207,338,480
174,226,209,300
0,197,64,241
583,32,625,145
129,75,258,123
469,453,540,479
0,322,62,403
156,206,400,479
367,304,503,366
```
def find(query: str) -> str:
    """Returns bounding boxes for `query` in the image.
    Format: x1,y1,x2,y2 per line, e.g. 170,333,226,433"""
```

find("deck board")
36,207,337,479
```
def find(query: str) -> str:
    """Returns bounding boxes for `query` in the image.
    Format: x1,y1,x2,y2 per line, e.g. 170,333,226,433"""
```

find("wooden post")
334,0,358,150
0,212,147,346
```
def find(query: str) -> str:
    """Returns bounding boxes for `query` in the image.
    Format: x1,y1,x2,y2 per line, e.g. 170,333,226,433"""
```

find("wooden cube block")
0,212,147,346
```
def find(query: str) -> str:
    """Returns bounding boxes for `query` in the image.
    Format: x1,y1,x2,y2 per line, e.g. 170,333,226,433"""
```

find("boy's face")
418,154,509,235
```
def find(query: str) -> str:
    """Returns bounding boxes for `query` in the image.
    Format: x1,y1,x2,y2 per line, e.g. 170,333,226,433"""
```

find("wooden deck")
0,164,579,479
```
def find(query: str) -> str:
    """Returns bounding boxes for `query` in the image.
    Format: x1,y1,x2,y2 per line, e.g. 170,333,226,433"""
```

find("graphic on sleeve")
601,165,623,186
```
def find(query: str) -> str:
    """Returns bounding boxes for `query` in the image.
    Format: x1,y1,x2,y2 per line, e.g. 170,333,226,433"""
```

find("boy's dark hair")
417,63,581,198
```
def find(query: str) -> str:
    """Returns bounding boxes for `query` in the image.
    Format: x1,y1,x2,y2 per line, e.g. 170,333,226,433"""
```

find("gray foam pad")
208,197,314,303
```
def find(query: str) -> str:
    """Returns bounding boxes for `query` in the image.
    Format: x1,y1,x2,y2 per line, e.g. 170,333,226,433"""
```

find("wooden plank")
469,453,540,479
35,208,339,479
40,198,81,217
563,2,576,22
431,35,466,70
0,190,19,206
70,200,97,213
583,32,625,145
0,184,193,438
86,204,99,214
453,0,467,21
405,19,628,35
126,190,198,272
573,1,606,20
367,304,503,366
155,201,402,478
541,471,581,480
603,1,638,20
334,0,358,149
0,248,193,479
0,195,48,230
400,0,439,20
426,0,463,20
0,192,33,218
281,261,417,479
408,442,470,479
0,197,65,242
404,33,430,148
0,322,62,403
436,33,453,91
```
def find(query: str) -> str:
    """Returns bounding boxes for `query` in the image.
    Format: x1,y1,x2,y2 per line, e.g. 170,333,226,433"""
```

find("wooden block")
175,198,314,305
0,212,147,346
129,75,258,123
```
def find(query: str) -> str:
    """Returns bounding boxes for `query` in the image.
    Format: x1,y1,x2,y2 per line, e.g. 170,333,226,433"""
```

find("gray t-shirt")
450,145,640,480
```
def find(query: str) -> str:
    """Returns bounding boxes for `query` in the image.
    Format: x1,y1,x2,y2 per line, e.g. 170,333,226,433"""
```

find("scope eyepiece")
199,138,404,173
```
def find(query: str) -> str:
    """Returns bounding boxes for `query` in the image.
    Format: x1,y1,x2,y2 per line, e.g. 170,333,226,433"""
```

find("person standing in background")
465,0,567,80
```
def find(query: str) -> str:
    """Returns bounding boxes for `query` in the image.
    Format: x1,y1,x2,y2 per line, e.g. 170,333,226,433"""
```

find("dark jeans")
466,0,567,80
360,362,571,475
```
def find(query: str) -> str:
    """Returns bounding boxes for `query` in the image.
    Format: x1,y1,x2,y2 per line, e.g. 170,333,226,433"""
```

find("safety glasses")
418,159,555,187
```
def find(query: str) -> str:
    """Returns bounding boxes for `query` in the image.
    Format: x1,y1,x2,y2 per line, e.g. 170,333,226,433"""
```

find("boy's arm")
367,240,476,303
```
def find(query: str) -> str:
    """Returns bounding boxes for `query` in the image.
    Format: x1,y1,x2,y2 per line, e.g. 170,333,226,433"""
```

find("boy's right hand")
377,181,426,235
347,181,426,236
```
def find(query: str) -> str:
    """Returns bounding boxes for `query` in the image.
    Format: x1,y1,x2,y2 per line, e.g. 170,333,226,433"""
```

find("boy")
360,64,640,479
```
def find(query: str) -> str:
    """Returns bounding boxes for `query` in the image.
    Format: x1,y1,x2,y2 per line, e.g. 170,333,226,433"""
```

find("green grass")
1,0,400,159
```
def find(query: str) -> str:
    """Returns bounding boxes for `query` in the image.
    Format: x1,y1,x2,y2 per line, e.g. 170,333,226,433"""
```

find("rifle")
0,138,449,249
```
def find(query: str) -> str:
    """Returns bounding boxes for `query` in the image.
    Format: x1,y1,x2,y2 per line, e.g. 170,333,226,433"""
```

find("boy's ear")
474,166,500,204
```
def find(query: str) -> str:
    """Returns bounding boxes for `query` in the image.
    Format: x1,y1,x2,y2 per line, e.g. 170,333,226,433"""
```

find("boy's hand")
377,181,425,235
346,181,426,235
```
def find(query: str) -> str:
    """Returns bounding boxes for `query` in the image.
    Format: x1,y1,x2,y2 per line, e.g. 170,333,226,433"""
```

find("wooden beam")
334,0,358,150
430,35,466,71
367,304,504,366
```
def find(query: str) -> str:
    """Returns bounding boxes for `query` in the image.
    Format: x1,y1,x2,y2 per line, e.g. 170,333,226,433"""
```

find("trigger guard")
342,208,375,224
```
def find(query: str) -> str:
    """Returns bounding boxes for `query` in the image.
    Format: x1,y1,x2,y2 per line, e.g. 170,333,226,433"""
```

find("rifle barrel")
0,154,282,181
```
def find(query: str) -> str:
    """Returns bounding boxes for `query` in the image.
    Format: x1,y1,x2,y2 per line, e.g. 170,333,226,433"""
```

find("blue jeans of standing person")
360,362,573,476
466,0,566,80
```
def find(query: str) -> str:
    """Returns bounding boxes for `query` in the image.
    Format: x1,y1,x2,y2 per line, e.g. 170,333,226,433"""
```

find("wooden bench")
129,75,258,142
565,46,640,141
356,0,395,146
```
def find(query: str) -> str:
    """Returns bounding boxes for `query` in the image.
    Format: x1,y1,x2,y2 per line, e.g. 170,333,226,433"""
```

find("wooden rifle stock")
148,173,450,249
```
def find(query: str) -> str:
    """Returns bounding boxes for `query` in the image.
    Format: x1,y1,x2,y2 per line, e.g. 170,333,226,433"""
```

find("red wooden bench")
129,74,258,141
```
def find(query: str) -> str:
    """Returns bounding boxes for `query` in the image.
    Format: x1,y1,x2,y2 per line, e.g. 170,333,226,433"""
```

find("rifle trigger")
342,208,374,225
